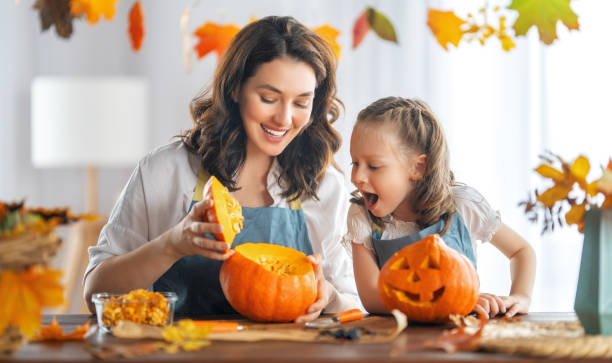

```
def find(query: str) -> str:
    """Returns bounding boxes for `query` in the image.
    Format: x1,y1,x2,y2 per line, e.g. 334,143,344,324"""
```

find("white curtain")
1,0,611,312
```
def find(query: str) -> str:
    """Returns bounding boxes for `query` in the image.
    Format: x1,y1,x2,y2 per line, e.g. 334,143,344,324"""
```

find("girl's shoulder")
452,184,501,242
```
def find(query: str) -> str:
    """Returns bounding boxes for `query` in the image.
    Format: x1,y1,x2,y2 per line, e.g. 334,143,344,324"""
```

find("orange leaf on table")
33,0,76,39
70,0,119,25
313,24,341,59
128,1,145,52
193,22,241,60
427,9,466,50
34,317,90,341
507,0,580,45
352,10,370,48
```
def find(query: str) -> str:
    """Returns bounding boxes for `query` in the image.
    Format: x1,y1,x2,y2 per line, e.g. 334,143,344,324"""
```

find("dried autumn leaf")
570,155,590,190
34,316,90,341
366,7,398,44
313,24,341,59
507,0,580,45
427,8,466,50
598,161,612,195
70,0,119,25
193,22,241,60
565,202,586,228
352,10,370,48
128,1,144,52
535,164,565,182
33,0,75,39
537,184,572,208
180,7,193,72
0,267,64,338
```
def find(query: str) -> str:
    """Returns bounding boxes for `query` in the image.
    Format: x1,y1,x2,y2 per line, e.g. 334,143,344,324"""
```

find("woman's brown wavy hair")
182,16,343,201
353,97,456,235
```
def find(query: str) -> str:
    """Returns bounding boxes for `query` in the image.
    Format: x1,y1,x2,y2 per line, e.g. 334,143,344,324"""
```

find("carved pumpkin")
219,243,317,322
377,234,479,323
209,176,243,246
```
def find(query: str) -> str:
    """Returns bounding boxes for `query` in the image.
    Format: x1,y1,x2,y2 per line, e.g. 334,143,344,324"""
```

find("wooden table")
6,312,611,362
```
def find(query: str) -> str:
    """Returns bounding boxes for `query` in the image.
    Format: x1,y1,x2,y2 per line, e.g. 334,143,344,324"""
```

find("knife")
192,320,244,332
304,308,365,328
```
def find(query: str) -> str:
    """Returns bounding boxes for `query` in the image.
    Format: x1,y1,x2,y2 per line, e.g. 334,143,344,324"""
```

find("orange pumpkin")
219,243,317,322
377,234,479,323
209,176,243,246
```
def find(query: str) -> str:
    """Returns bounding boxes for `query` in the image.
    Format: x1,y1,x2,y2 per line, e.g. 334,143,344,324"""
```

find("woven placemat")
455,315,612,358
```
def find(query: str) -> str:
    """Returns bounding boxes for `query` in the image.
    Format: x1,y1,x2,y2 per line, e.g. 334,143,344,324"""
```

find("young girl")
346,97,536,319
84,16,360,322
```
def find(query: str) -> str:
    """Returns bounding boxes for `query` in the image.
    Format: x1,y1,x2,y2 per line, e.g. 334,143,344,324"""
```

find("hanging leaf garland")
312,24,341,59
128,1,144,51
427,9,466,50
352,10,370,48
33,0,76,39
508,0,579,45
70,0,119,25
180,7,194,72
193,22,241,60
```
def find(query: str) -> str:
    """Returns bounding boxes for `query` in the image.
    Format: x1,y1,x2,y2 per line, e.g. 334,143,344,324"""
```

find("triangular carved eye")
389,257,410,271
418,256,440,270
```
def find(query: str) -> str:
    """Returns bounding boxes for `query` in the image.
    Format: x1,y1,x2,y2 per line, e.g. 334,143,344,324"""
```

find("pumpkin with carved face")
377,234,479,323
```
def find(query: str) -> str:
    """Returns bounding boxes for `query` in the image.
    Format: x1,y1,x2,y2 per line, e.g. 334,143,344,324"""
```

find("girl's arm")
476,223,536,318
352,242,388,314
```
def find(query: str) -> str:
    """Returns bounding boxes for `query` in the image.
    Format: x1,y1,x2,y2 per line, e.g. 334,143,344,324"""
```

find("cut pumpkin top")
209,176,244,245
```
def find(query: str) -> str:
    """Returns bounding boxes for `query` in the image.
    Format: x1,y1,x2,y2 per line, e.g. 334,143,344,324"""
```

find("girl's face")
350,121,426,220
235,56,316,159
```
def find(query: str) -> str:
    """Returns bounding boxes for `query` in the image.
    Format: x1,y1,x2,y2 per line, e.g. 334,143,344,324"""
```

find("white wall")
2,0,611,313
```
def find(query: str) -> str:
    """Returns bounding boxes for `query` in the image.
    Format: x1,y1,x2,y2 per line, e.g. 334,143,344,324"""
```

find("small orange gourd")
377,234,479,323
219,243,317,322
209,176,243,246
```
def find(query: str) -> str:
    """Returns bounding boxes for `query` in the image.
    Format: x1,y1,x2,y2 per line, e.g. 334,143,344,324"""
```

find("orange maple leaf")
312,24,341,59
34,317,90,341
128,1,145,52
193,22,241,60
427,9,466,50
508,0,580,45
70,0,119,25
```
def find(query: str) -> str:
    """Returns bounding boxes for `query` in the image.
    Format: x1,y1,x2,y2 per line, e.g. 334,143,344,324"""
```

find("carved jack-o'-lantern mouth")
381,254,446,307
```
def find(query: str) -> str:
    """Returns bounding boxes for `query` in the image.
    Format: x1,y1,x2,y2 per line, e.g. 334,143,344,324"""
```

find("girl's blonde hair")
355,96,455,235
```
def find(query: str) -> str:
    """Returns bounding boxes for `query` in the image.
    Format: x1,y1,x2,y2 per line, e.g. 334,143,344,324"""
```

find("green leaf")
507,0,579,45
366,7,398,44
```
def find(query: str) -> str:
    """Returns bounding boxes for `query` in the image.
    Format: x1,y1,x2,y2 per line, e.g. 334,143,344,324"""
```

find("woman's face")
235,56,317,158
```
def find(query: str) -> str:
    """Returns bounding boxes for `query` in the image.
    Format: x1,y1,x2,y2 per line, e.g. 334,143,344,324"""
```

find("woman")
83,16,360,322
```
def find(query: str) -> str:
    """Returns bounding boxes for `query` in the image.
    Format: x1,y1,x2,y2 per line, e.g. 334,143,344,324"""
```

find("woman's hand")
473,293,530,319
165,199,233,261
295,253,329,323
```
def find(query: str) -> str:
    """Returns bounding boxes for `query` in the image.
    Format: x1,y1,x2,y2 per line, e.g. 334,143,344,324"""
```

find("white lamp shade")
31,77,148,167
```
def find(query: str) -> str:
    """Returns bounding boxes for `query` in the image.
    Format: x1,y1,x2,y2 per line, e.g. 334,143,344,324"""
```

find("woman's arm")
475,223,536,318
352,242,388,314
83,199,230,312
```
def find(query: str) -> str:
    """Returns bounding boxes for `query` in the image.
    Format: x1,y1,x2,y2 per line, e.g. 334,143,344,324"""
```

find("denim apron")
154,168,314,314
371,212,476,269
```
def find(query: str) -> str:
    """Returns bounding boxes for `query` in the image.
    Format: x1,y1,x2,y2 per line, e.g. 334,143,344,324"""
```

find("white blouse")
86,141,361,313
344,185,502,262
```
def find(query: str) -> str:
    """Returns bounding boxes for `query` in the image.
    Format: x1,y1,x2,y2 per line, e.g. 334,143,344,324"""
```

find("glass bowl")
92,291,178,333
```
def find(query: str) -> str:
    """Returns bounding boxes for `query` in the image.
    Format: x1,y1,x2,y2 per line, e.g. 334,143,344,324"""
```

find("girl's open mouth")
363,192,379,210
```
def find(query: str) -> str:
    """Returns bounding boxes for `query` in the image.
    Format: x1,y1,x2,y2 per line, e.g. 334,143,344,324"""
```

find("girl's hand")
166,199,234,261
295,254,329,323
472,293,530,319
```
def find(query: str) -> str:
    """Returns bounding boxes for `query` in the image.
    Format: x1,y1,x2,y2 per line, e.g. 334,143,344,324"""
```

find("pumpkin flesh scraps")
378,234,479,323
209,176,243,246
219,243,316,322
100,289,171,328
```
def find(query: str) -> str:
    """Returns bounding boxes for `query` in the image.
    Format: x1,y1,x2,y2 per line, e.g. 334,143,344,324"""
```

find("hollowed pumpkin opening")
219,243,317,322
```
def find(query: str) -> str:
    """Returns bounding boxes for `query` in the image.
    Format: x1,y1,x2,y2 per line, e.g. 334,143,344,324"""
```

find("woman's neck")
233,141,275,207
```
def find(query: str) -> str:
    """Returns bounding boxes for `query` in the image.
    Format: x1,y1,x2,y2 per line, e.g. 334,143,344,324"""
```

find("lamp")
31,76,148,213
30,76,148,312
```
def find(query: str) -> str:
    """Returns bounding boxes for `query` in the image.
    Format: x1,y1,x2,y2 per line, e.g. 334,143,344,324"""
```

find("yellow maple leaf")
570,155,590,191
507,0,580,45
565,202,586,227
427,9,466,50
70,0,119,25
313,24,341,60
0,267,64,338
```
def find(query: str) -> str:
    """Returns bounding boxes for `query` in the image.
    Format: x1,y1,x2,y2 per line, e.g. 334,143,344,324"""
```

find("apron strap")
288,195,302,211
